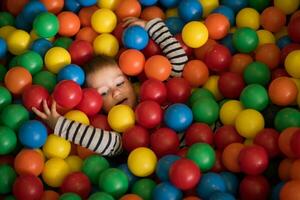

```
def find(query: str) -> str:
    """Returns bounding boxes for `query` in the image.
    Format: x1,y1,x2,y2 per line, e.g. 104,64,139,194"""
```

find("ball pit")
0,0,300,199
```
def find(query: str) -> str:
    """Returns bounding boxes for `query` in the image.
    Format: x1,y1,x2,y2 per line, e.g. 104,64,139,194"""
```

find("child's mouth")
116,98,128,105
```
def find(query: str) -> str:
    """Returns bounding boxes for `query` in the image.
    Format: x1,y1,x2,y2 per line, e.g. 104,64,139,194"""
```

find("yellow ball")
235,109,265,139
6,29,31,55
43,134,71,159
220,100,244,125
166,8,178,17
42,158,70,187
45,47,71,73
182,21,208,48
65,155,83,172
64,110,90,125
274,0,299,15
285,50,300,78
93,33,119,57
203,75,223,101
0,25,16,40
97,0,121,10
256,30,275,46
236,8,260,30
108,104,135,132
199,0,219,17
91,8,117,33
128,147,157,177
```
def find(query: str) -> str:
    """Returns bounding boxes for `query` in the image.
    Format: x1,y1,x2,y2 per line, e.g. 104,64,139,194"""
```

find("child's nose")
112,88,121,98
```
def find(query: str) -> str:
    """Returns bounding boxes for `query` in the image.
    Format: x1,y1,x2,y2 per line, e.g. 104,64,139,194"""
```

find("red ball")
150,127,180,157
122,125,150,152
280,43,300,64
53,80,82,109
112,22,125,44
214,125,244,150
290,129,300,158
135,100,163,129
76,88,102,116
140,79,167,104
22,85,50,111
185,123,214,146
254,128,280,158
271,68,289,80
238,145,269,175
204,44,232,73
13,174,44,200
142,38,162,58
288,16,300,43
177,147,189,157
169,158,201,190
90,114,112,131
218,72,245,99
166,77,191,103
60,172,91,199
68,40,94,66
210,149,225,173
175,34,193,58
239,175,270,200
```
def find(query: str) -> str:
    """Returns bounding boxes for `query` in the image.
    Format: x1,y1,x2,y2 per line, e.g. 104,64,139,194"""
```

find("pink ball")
140,79,167,105
135,100,163,129
122,125,150,152
68,40,94,66
166,77,191,103
76,88,103,116
185,123,214,146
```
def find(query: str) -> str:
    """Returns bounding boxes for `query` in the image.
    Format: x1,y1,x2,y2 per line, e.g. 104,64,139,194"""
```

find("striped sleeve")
145,18,188,77
54,117,123,156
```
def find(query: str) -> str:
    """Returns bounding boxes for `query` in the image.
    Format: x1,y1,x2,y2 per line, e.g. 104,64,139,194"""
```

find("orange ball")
278,158,294,181
78,6,98,27
255,43,281,69
183,197,202,200
222,143,244,173
76,145,96,159
278,127,298,158
119,49,145,76
76,27,98,43
115,0,141,20
290,159,300,180
4,67,32,95
280,180,300,200
268,77,298,106
183,60,209,87
141,6,165,21
144,55,172,81
260,6,286,33
205,13,230,40
57,11,81,37
14,149,44,176
229,53,253,75
40,0,64,14
6,0,28,16
193,39,217,60
120,194,143,200
41,190,60,200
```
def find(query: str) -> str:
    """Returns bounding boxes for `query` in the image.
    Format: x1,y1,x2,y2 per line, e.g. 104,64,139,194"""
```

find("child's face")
86,66,137,113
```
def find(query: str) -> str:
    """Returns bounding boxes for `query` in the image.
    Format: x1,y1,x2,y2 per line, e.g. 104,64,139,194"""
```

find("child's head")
84,56,137,113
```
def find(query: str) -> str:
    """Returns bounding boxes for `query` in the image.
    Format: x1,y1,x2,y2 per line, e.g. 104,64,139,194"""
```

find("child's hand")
122,17,147,29
32,100,61,130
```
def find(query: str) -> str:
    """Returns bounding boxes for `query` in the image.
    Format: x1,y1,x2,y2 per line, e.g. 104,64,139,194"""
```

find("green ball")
240,84,269,111
187,143,216,172
3,195,16,200
17,51,43,75
33,12,59,38
0,86,12,111
98,168,129,198
274,108,300,132
0,12,14,27
233,27,259,53
54,37,73,49
33,71,57,92
0,104,29,131
88,192,114,200
192,97,219,125
131,178,156,200
248,0,270,12
0,64,7,82
59,193,81,200
0,164,17,194
0,126,17,155
82,155,110,185
8,56,18,69
189,88,215,106
243,61,271,86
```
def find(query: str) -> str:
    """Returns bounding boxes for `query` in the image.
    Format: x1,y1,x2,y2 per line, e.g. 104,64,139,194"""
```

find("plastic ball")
13,174,44,200
219,100,244,125
115,0,142,20
4,67,32,95
229,53,253,75
53,37,73,49
39,0,64,14
18,120,47,148
118,163,138,187
61,172,91,199
243,61,270,86
33,12,59,38
187,143,215,172
167,77,191,103
256,29,276,46
141,38,162,58
76,27,98,43
57,64,85,86
189,89,214,107
59,193,81,200
196,172,226,199
156,155,180,181
221,0,247,13
183,60,209,87
222,142,244,172
220,171,239,195
65,155,83,173
214,125,244,150
260,6,286,33
285,50,300,78
64,110,90,125
254,128,280,158
205,44,232,72
68,40,94,66
240,84,269,111
140,79,167,104
0,164,16,194
0,12,14,27
128,147,157,177
43,134,71,159
93,33,119,57
122,25,149,50
239,175,270,200
236,8,260,30
277,36,292,49
64,0,81,12
205,13,230,40
131,178,156,200
209,192,235,200
159,0,180,8
153,182,182,200
280,180,300,200
108,104,135,132
203,75,223,101
30,38,53,57
57,11,81,37
178,0,203,22
91,8,117,34
235,109,265,138
144,55,172,81
288,16,300,43
14,149,44,176
22,1,47,24
76,0,96,6
22,85,49,111
274,0,299,15
275,108,300,132
165,17,184,35
45,47,71,74
75,88,102,116
0,38,7,59
135,100,162,129
119,49,145,76
0,126,16,155
185,123,214,146
233,27,259,53
78,6,98,27
182,21,208,48
0,104,29,131
0,86,11,111
88,192,114,200
218,72,245,99
122,125,150,152
33,71,57,93
17,50,44,75
255,43,280,70
192,97,219,125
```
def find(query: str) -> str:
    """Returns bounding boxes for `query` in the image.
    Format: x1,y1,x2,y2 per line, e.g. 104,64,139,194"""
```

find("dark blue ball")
196,172,226,199
178,0,203,22
18,120,47,148
276,36,292,49
57,64,85,86
15,12,32,31
156,155,181,181
0,38,7,59
221,0,248,13
271,181,285,200
212,5,235,26
118,163,138,187
153,182,182,200
209,192,236,200
122,25,149,50
77,0,97,7
139,0,158,6
22,1,47,24
220,33,237,54
220,172,239,195
30,38,53,57
64,0,82,13
165,17,184,35
159,0,180,8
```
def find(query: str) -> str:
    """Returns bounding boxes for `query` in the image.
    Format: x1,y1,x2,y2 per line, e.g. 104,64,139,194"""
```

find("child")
32,17,188,156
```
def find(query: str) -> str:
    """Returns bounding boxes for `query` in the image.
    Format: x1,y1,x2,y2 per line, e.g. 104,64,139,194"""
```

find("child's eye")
101,92,108,96
116,81,124,87
97,87,109,97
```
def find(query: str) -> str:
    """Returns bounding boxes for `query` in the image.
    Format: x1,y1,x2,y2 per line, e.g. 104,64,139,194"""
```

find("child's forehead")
93,66,123,78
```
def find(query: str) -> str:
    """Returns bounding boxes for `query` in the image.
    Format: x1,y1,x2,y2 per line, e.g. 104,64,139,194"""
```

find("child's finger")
51,101,58,115
32,107,47,119
43,100,51,115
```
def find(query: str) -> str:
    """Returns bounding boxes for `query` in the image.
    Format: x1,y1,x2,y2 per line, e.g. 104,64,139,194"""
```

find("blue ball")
64,0,82,13
196,172,227,199
271,181,285,200
165,17,184,35
212,5,235,26
22,1,47,24
118,163,138,187
122,26,149,50
18,120,47,148
220,172,239,195
276,36,292,49
221,0,248,13
139,0,158,6
153,182,183,200
164,103,193,132
77,0,97,7
178,0,203,22
57,64,85,86
220,33,236,54
159,0,180,8
30,38,53,57
209,192,236,200
0,38,7,59
15,12,32,31
156,155,181,181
